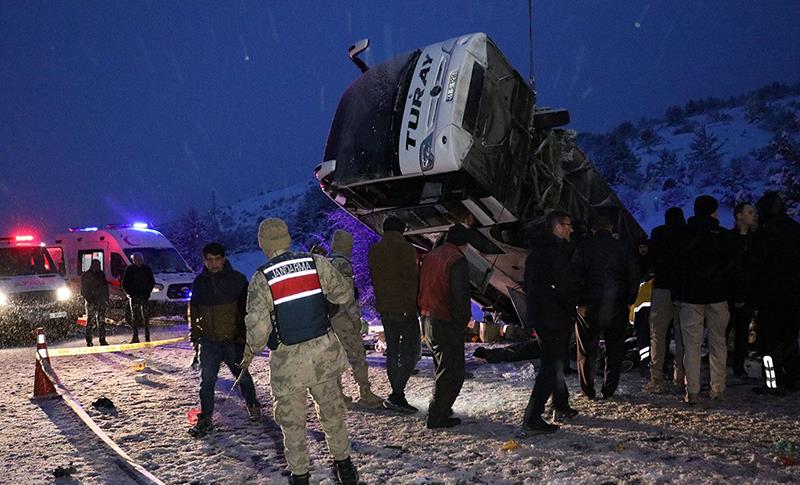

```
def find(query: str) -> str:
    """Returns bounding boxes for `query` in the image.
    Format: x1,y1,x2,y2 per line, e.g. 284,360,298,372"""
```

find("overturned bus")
315,33,643,325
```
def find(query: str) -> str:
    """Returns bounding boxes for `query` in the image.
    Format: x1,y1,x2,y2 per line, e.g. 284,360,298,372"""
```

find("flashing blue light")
68,226,98,232
132,222,149,229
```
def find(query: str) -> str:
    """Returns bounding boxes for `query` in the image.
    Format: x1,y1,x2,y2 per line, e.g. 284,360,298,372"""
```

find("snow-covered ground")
2,324,798,484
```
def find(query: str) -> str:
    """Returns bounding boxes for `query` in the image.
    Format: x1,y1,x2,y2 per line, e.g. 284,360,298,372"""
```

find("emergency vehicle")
315,33,644,325
50,223,195,311
0,234,80,343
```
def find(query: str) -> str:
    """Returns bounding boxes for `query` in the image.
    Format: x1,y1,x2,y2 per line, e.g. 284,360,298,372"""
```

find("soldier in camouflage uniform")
241,219,360,485
328,230,384,407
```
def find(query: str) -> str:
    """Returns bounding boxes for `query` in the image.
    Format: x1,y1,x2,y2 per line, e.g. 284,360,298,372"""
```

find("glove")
240,347,254,370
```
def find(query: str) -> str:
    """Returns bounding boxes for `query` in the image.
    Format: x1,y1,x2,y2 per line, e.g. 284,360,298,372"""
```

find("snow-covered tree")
162,208,221,272
639,127,663,152
645,149,683,191
688,125,725,182
291,184,336,248
717,157,758,208
665,105,684,126
594,134,642,188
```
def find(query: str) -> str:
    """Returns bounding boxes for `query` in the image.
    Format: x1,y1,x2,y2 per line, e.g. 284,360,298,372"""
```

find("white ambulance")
50,223,195,311
0,234,80,343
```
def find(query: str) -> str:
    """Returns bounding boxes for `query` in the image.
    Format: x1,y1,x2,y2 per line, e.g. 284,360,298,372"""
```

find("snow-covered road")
2,324,798,484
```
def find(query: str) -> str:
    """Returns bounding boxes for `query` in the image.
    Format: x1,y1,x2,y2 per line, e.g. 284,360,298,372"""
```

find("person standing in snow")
187,242,261,438
727,201,758,378
521,210,580,434
80,258,109,347
241,219,360,485
122,252,155,343
644,207,687,393
679,195,736,404
327,229,384,407
750,192,800,394
418,224,472,429
368,216,421,414
631,237,654,377
573,216,639,399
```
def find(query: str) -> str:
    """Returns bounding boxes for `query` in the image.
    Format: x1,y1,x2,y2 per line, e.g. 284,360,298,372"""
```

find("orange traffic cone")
31,327,60,400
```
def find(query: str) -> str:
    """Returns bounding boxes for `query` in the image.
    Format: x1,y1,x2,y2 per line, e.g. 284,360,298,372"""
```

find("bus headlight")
0,291,8,306
56,286,72,301
152,284,164,293
420,133,435,171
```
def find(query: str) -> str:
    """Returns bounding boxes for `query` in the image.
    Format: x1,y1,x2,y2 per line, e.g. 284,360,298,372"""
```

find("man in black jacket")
122,252,155,343
679,195,735,404
81,259,109,346
188,242,260,437
645,207,687,393
522,210,580,434
751,192,800,394
728,202,758,378
574,217,639,399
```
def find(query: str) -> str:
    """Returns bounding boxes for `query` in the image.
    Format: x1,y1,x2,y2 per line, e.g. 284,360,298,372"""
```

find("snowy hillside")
579,82,800,233
214,180,320,250
160,180,336,272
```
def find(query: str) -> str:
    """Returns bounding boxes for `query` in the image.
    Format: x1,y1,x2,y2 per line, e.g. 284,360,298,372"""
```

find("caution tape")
35,352,166,485
48,336,189,358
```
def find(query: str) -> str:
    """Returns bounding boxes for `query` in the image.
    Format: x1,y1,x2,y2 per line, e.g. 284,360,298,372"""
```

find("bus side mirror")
348,38,369,73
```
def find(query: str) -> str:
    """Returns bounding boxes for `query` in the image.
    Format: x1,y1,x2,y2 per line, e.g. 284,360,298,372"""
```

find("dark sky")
2,1,799,236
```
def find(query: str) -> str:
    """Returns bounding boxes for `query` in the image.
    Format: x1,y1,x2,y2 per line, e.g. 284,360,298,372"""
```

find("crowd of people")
76,191,798,485
517,191,800,433
80,250,155,346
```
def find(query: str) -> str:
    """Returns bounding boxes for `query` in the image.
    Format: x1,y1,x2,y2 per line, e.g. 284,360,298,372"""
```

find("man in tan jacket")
328,229,384,406
241,219,359,485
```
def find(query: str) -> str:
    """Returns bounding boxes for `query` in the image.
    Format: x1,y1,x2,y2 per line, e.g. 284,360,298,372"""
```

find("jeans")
524,325,571,421
85,302,107,343
381,312,421,400
198,338,258,420
129,296,150,342
422,316,464,423
576,303,628,398
728,302,754,372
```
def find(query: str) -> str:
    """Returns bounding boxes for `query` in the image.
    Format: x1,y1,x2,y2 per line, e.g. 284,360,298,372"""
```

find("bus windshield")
323,50,421,185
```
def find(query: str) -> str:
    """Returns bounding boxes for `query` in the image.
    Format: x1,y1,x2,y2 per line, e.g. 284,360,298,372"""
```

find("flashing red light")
15,235,35,242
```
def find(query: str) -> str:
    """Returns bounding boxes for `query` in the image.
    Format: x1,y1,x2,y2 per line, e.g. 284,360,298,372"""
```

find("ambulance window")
79,250,104,273
47,247,65,275
110,253,127,279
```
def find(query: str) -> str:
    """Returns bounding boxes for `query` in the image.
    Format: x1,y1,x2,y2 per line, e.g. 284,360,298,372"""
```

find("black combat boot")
187,417,214,438
290,472,310,485
522,415,559,434
333,457,359,484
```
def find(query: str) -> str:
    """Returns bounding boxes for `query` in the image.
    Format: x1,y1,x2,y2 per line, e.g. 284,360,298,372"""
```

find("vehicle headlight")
0,291,7,306
153,283,164,293
56,286,72,301
420,132,435,171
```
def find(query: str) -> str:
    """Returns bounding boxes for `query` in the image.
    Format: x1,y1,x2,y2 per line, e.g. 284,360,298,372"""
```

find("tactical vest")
260,251,329,347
